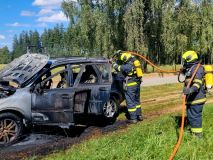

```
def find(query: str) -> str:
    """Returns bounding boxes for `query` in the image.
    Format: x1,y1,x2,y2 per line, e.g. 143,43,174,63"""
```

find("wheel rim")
103,99,116,118
0,119,18,145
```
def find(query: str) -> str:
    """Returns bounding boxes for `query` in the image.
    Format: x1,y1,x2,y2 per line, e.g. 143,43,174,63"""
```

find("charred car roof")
49,57,109,67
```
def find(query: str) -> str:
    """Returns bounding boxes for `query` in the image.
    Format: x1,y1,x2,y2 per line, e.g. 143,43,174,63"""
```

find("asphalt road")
142,73,180,86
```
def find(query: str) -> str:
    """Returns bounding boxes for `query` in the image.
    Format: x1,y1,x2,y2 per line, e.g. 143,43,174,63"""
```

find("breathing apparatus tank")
133,60,143,78
204,65,213,90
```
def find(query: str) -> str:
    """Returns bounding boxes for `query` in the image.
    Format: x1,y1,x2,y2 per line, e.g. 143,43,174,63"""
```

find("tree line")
1,0,212,66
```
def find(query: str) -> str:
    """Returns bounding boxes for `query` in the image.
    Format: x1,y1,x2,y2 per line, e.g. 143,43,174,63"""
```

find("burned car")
0,54,124,146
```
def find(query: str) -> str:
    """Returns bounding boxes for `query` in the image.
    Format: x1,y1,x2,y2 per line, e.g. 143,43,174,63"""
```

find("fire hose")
113,51,200,160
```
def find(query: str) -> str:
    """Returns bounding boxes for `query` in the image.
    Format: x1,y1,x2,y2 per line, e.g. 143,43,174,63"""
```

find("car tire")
0,113,24,146
102,97,119,124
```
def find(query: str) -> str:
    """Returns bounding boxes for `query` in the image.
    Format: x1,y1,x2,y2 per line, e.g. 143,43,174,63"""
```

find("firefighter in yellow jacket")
112,51,143,123
182,51,206,138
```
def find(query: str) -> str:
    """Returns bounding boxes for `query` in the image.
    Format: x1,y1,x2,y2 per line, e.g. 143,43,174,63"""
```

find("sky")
0,0,75,51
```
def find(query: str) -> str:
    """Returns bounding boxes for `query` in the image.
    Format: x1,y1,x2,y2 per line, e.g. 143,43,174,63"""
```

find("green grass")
0,64,5,70
42,104,213,160
141,83,182,99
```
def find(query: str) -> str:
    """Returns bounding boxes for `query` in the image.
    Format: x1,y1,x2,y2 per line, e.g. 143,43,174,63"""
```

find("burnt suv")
0,54,124,146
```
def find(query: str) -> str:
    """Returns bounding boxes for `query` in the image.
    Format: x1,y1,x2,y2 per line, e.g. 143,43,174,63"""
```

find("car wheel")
103,97,118,123
0,113,24,146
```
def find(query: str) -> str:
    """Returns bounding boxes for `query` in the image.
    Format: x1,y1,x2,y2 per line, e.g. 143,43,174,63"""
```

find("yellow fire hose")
122,51,201,160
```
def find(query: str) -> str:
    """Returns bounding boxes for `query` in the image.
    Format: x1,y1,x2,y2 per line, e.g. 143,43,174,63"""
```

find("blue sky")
0,0,75,51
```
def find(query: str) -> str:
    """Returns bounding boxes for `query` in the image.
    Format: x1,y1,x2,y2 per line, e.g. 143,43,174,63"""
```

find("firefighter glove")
112,62,118,69
115,50,122,55
183,87,192,95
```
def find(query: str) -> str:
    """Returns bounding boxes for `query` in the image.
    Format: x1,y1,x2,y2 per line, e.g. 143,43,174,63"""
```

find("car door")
31,65,74,125
75,63,112,115
93,63,112,114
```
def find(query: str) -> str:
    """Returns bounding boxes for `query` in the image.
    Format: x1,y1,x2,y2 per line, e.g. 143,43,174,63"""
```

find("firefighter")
182,50,206,138
112,51,143,123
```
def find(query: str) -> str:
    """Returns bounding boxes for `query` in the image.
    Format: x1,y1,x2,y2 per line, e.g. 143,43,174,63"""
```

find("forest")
1,0,213,65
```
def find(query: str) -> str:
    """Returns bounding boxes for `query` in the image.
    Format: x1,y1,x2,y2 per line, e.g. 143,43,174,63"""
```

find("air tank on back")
204,65,213,90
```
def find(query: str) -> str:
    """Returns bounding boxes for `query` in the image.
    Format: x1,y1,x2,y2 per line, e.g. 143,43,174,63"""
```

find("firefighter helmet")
182,51,198,62
120,52,132,62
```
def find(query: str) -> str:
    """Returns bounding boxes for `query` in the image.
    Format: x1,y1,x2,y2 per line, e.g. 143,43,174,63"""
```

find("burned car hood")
0,54,49,85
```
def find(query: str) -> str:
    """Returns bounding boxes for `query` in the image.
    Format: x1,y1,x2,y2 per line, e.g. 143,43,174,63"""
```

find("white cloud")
32,0,63,7
33,0,77,7
21,10,36,16
32,0,74,24
37,11,69,23
0,35,5,40
7,22,31,27
38,8,55,16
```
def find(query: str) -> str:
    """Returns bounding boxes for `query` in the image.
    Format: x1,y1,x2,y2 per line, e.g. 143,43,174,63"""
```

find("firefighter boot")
137,115,143,121
192,132,203,138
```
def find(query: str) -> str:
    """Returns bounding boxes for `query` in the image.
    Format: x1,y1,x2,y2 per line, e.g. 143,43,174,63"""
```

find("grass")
38,83,213,160
0,64,5,70
41,104,213,160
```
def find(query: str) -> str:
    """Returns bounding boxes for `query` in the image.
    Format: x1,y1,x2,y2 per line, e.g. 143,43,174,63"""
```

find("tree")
161,0,177,64
0,46,11,64
197,0,213,63
124,0,145,53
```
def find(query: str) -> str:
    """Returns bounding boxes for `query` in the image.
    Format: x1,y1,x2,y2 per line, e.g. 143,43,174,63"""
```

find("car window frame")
73,63,102,86
34,64,71,90
93,63,112,84
69,64,84,87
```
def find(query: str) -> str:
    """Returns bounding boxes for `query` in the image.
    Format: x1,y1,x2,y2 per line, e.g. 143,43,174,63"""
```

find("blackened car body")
0,54,124,146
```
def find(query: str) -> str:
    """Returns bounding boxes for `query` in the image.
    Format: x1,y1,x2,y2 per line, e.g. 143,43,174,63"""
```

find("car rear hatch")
0,54,49,85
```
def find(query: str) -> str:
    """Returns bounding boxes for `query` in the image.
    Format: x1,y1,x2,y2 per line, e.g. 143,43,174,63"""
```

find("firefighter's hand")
115,50,122,55
183,87,192,95
109,58,113,64
112,62,118,68
140,77,143,82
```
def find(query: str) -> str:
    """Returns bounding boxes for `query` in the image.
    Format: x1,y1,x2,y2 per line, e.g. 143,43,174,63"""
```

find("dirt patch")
142,92,181,104
143,73,178,78
145,105,181,120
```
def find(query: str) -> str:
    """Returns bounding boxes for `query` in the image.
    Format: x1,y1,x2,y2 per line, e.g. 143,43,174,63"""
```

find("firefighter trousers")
124,82,141,120
186,103,204,133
